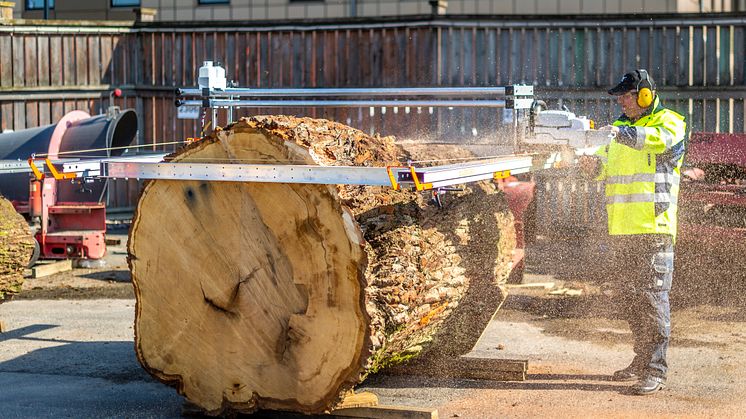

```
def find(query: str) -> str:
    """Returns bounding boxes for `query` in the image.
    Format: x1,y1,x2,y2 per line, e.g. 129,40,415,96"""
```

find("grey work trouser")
608,234,674,379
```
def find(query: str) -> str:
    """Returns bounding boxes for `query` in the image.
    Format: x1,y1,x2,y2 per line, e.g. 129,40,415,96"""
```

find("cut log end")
129,116,516,415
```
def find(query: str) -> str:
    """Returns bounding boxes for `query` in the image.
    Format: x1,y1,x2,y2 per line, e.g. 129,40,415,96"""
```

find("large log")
129,116,515,415
0,196,35,302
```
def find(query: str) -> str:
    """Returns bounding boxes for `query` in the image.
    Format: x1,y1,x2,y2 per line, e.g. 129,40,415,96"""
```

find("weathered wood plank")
37,101,51,126
660,27,673,85
575,29,586,86
61,36,75,86
560,29,573,86
37,36,50,86
511,27,523,84
88,36,100,85
32,260,73,279
735,26,745,85
735,99,744,133
719,98,730,133
706,25,718,86
371,28,382,87
677,26,690,86
156,32,165,86
259,32,270,87
597,29,609,87
650,27,664,82
75,35,88,86
50,101,64,123
12,101,24,130
450,27,463,85
719,25,731,86
484,28,497,85
24,36,37,87
0,35,10,88
691,98,704,133
99,35,112,84
12,35,24,87
624,27,637,70
547,29,558,86
270,31,281,87
180,33,192,86
692,26,705,86
25,101,37,129
495,28,507,85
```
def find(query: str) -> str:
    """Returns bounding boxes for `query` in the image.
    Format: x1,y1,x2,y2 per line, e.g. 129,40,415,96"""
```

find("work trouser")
608,234,674,379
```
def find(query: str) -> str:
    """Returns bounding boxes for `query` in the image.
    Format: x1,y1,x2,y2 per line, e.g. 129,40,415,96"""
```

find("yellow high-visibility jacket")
595,96,687,239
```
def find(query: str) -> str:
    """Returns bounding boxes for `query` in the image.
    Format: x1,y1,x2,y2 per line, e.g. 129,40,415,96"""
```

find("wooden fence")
0,15,744,208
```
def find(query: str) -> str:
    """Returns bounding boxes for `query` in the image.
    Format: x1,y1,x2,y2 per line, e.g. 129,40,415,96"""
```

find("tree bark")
0,196,35,302
129,116,515,415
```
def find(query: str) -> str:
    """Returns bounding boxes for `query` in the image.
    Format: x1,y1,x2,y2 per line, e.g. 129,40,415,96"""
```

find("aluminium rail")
175,85,536,123
100,153,558,191
7,151,558,191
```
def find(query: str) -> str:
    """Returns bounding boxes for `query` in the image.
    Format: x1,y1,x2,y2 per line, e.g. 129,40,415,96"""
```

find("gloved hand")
599,124,620,136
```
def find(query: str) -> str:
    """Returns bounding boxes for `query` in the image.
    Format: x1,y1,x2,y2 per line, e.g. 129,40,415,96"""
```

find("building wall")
13,0,746,21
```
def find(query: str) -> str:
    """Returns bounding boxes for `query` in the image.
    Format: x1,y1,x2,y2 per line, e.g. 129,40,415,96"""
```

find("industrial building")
14,0,746,21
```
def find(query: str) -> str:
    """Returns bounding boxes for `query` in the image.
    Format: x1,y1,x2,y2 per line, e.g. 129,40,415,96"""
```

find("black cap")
608,70,656,95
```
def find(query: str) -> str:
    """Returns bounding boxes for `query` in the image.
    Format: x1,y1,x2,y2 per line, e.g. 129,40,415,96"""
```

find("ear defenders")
636,69,654,108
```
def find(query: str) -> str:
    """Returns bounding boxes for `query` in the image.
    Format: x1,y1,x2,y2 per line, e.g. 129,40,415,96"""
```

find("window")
198,0,229,4
111,0,141,6
26,0,54,10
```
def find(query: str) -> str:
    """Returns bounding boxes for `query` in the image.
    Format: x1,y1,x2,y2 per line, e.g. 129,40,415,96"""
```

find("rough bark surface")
0,196,34,302
128,116,515,416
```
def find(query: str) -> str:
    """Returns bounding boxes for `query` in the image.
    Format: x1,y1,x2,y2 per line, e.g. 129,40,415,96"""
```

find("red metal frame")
679,132,746,244
497,175,536,282
27,163,107,260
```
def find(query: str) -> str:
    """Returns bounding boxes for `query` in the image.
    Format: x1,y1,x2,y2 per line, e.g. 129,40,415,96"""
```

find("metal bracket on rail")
27,156,78,181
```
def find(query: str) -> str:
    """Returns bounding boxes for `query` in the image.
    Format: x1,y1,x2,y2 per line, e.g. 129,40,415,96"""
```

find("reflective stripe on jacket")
594,96,687,238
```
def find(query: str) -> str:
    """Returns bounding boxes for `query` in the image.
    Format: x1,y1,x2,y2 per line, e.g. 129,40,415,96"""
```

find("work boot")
611,364,643,382
633,375,666,395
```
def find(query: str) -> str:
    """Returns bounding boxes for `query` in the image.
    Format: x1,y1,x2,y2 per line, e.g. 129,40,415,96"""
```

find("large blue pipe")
0,109,138,203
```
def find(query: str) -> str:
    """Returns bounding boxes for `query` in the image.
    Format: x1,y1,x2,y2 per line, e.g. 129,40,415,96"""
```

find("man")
579,69,687,395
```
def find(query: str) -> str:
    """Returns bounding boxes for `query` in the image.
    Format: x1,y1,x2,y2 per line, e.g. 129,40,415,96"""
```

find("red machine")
0,100,138,263
497,175,536,282
27,158,107,260
680,132,746,244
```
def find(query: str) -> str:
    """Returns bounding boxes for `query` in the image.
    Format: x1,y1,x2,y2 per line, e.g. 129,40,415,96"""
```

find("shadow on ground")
80,270,131,282
363,373,630,393
0,324,149,383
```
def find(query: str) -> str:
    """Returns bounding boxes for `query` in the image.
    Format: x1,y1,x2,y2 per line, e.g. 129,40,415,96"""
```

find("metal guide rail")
5,152,558,192
175,85,536,110
99,153,557,191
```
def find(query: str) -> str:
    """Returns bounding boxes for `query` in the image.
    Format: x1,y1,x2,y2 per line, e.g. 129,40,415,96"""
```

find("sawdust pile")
0,196,35,302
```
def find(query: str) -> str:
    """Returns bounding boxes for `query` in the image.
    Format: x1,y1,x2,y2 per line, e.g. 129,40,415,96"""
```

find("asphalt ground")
1,233,745,418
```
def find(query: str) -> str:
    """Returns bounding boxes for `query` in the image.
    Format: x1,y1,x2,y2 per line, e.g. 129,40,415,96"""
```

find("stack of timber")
128,116,516,416
0,196,35,302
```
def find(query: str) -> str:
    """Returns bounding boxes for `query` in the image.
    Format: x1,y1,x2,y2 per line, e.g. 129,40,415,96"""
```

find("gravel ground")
1,232,745,418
